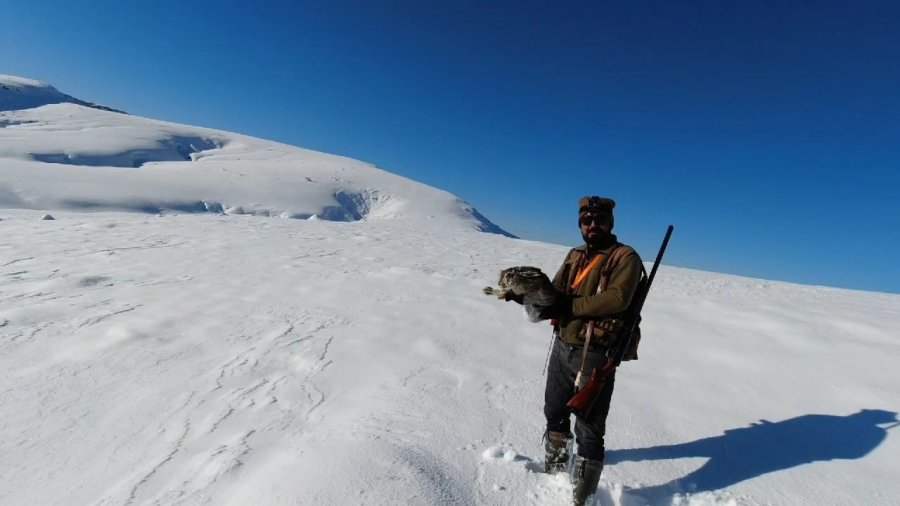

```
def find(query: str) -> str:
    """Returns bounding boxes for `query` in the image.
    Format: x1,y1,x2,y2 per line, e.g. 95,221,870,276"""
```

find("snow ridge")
31,135,223,168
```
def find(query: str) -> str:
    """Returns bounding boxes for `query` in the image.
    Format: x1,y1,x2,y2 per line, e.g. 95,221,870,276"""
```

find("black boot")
572,455,603,506
543,430,572,474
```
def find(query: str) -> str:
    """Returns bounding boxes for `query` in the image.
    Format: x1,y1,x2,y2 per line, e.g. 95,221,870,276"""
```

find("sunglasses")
579,213,610,226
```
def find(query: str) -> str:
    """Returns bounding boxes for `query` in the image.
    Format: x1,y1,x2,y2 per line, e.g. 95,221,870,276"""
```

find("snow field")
2,210,898,505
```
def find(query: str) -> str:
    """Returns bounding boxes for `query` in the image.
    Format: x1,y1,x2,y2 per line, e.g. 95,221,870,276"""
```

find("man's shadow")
606,409,898,498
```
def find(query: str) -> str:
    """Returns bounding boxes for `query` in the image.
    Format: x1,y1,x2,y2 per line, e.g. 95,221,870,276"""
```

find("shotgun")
566,225,674,419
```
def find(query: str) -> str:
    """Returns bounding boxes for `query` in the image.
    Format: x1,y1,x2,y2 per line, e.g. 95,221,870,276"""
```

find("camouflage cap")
578,196,616,214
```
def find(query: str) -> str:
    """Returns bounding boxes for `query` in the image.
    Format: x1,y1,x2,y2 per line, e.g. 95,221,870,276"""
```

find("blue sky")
2,0,898,293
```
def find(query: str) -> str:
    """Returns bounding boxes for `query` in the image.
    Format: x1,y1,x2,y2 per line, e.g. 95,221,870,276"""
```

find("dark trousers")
544,337,616,462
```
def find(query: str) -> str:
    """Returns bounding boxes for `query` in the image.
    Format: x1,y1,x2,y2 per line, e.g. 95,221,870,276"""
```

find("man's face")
579,210,612,245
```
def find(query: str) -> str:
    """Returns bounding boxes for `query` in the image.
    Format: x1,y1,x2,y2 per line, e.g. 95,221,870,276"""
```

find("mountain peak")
0,75,50,88
0,74,125,114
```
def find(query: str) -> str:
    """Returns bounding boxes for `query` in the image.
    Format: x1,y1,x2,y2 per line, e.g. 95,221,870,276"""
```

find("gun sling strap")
574,244,634,388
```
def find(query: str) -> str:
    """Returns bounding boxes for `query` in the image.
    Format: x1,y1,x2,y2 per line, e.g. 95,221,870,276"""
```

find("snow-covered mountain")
0,75,125,113
1,76,898,506
0,75,508,235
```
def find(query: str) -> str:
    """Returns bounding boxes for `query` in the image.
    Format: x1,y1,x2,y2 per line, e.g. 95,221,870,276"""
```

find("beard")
582,227,614,250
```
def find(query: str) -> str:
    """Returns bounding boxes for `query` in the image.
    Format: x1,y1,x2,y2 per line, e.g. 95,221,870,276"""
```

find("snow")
1,77,899,505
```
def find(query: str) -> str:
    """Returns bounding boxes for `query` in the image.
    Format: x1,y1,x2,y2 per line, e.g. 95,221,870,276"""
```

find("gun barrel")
635,224,674,313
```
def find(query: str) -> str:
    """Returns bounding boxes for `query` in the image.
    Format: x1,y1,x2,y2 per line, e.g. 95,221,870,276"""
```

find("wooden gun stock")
566,362,616,419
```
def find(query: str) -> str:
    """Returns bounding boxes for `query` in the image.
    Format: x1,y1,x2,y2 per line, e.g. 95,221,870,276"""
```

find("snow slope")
1,210,897,506
0,75,507,235
1,77,899,506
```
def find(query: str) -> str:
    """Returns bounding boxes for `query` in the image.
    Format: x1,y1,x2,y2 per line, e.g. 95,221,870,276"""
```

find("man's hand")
504,292,525,305
532,294,573,321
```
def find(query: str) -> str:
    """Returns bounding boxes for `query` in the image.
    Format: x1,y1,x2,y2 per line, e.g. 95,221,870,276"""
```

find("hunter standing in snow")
516,196,643,505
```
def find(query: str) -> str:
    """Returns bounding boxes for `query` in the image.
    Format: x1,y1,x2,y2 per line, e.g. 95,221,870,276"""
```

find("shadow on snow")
607,409,898,499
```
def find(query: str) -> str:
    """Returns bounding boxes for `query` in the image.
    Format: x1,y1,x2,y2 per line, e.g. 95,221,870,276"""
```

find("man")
528,196,643,505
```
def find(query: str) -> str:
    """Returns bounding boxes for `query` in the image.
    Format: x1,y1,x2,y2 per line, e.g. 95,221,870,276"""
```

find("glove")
534,294,573,321
504,292,525,305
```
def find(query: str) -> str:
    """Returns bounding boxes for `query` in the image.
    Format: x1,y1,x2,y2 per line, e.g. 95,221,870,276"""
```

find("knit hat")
578,196,615,230
578,196,615,214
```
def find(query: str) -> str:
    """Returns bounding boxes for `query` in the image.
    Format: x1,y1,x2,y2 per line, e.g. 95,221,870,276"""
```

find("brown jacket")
551,236,643,346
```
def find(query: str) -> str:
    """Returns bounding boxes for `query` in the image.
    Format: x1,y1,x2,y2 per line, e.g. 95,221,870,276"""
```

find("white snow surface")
1,211,898,506
2,77,899,505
